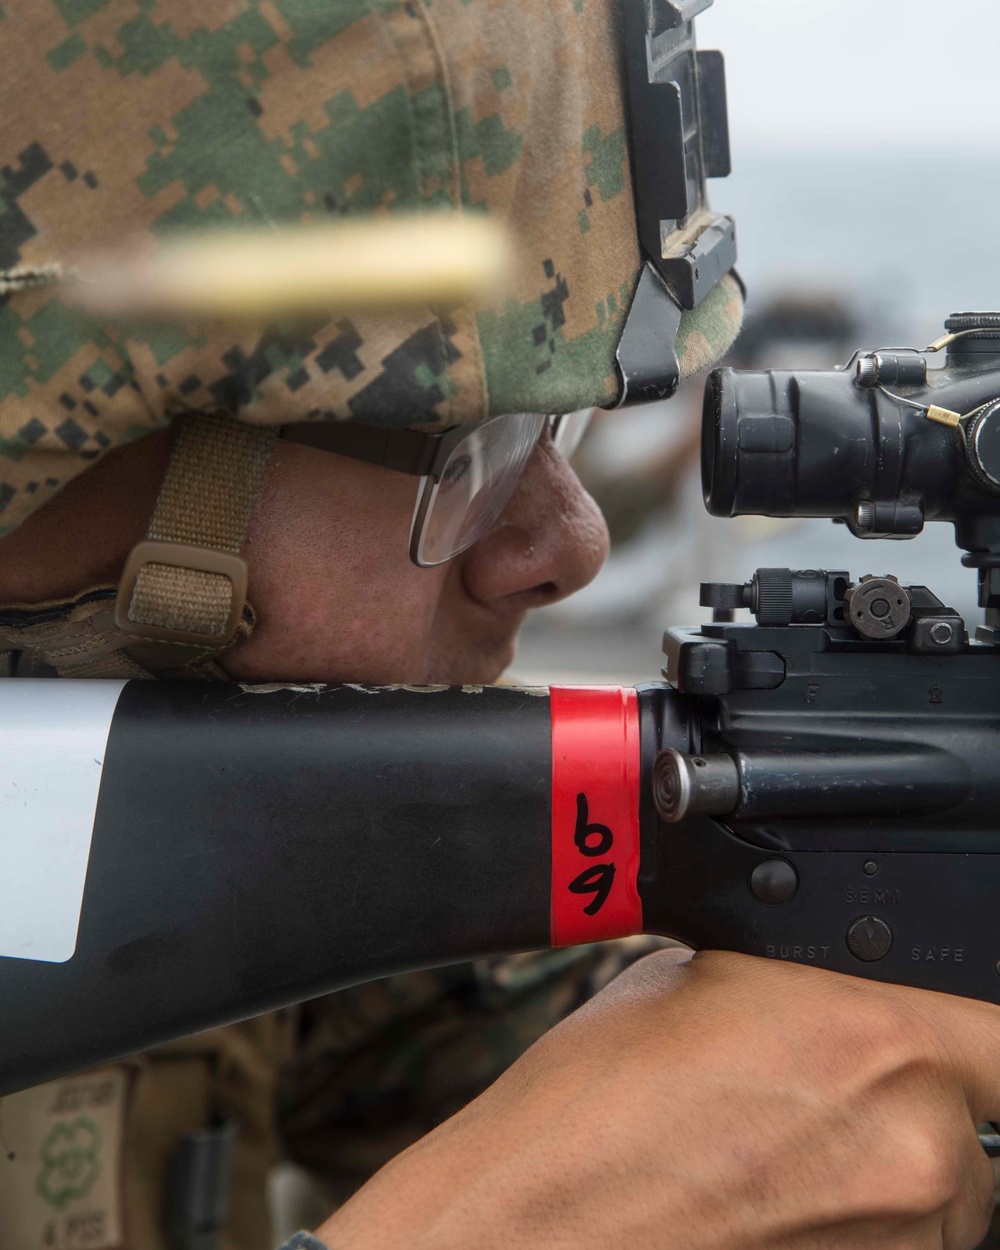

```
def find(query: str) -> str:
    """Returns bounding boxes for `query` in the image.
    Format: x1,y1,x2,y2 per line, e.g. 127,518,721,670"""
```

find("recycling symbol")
36,1117,102,1209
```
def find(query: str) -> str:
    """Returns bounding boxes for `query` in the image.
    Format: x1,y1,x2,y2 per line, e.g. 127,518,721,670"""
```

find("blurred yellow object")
75,214,511,319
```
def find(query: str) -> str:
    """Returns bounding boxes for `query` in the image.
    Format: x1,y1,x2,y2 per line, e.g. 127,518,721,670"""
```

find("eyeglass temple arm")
281,421,441,476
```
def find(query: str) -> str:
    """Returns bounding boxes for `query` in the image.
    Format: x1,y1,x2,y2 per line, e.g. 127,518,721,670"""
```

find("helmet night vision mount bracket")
617,0,739,406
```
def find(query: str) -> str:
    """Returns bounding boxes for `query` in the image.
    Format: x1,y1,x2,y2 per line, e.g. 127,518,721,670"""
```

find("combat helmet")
0,0,743,679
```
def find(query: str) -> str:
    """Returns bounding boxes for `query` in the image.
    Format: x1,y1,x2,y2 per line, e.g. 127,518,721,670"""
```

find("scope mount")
662,567,1000,698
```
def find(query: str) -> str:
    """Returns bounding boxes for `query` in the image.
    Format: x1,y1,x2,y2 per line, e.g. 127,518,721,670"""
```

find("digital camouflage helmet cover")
0,0,743,675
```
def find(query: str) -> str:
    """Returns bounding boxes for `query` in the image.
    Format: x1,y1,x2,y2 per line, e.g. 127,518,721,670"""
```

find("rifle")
4,312,1000,1098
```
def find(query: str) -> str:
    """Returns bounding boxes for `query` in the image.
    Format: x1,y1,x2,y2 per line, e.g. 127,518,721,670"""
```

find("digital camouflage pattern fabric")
0,0,743,536
276,939,676,1229
0,941,672,1250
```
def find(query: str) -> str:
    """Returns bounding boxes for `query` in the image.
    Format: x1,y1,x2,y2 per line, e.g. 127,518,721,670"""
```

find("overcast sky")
698,0,1000,148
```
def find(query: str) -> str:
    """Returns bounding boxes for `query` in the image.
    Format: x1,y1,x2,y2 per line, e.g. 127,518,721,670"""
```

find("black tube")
0,681,658,1096
0,683,554,1094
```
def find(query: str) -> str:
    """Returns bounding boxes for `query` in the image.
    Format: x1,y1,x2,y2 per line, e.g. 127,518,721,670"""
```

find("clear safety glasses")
281,409,592,567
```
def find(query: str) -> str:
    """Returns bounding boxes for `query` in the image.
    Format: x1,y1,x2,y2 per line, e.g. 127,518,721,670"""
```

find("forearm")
284,949,1000,1250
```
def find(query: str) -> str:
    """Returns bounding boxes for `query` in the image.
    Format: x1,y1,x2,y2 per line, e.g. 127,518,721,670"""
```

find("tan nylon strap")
0,413,274,678
148,413,273,550
124,413,275,641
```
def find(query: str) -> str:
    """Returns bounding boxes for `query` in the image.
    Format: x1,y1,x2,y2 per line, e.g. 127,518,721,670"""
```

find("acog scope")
702,313,1000,562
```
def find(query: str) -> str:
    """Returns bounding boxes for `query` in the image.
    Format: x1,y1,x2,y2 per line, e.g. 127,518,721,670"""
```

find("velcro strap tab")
114,413,274,650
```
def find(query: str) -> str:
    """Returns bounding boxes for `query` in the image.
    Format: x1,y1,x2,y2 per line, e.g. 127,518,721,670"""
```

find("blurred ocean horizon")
726,144,1000,342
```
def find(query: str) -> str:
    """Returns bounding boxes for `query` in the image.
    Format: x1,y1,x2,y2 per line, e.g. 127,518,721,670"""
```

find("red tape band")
550,686,642,948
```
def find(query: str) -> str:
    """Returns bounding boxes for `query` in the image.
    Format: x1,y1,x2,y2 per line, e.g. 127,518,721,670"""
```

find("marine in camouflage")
0,0,742,537
0,5,740,1247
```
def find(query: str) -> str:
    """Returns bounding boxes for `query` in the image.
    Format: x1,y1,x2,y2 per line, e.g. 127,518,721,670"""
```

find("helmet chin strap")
0,413,276,679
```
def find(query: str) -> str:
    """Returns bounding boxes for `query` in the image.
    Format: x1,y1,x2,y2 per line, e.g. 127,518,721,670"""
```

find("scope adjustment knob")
751,568,794,626
965,400,1000,491
944,313,1000,363
845,576,911,640
945,312,1000,335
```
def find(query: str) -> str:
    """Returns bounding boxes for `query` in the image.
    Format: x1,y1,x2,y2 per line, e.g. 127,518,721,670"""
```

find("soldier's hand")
315,949,1000,1250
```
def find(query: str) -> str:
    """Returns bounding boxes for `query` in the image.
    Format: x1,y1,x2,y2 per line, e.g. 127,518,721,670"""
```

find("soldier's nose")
460,437,610,611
